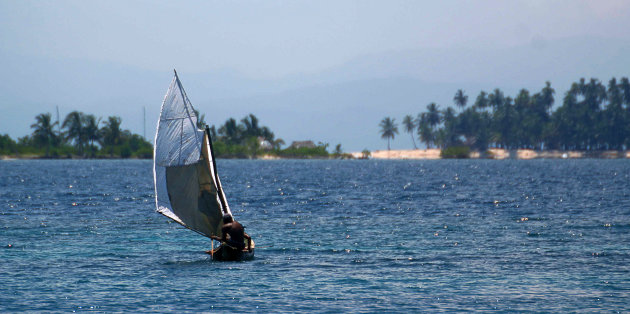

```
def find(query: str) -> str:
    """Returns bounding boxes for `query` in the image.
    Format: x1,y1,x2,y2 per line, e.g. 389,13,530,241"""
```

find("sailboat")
153,70,254,261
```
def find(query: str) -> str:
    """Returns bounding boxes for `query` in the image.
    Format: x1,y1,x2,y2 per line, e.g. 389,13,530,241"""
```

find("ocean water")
1,159,629,312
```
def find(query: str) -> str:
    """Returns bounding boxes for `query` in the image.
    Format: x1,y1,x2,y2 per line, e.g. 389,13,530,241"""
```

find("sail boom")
156,208,213,239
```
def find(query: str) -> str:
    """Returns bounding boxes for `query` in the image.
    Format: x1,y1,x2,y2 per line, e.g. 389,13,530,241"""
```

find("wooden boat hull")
206,245,254,261
206,235,255,261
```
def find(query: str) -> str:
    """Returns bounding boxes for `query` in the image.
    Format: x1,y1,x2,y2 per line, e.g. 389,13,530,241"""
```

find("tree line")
380,77,630,152
0,110,342,159
0,111,152,158
203,112,283,158
204,112,336,158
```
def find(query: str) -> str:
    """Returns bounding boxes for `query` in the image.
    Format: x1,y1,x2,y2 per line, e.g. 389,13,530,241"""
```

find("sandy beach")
368,149,442,159
354,148,630,160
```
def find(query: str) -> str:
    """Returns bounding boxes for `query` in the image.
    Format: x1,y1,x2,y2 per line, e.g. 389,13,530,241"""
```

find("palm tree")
218,118,242,144
402,115,417,149
334,143,343,156
441,107,458,147
379,117,398,150
603,77,626,149
272,138,285,150
30,113,58,157
193,108,206,129
100,116,122,157
241,113,260,138
620,77,630,107
426,103,442,130
474,91,489,110
615,77,630,148
539,81,555,114
492,96,515,149
260,126,275,142
488,89,505,111
83,114,101,157
416,113,433,148
442,107,456,123
453,89,468,110
513,89,531,148
62,111,85,156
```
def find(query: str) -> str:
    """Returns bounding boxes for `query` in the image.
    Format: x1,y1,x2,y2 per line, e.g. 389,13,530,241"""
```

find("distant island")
1,112,152,159
3,76,630,160
200,113,349,159
361,148,629,160
378,77,630,159
0,111,349,160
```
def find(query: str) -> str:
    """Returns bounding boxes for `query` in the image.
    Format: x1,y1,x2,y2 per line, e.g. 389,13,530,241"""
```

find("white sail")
153,71,231,238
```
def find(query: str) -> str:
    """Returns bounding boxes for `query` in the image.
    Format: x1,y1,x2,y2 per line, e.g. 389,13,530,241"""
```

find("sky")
1,0,630,151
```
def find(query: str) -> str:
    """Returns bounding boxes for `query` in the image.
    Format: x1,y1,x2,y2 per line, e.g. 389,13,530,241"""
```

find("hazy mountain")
305,36,630,86
1,36,628,151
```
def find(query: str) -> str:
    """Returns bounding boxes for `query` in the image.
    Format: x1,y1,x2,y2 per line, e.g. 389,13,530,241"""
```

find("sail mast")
206,126,229,215
173,69,228,215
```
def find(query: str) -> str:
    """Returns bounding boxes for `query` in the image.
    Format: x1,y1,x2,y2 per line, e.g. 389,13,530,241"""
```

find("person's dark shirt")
222,220,245,250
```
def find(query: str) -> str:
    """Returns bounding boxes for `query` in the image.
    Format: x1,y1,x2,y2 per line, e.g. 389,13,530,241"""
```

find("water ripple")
1,159,629,312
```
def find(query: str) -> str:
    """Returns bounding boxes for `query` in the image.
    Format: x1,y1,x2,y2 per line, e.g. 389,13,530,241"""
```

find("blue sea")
1,159,629,312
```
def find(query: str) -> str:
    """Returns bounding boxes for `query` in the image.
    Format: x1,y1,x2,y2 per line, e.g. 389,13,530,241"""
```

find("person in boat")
211,214,252,252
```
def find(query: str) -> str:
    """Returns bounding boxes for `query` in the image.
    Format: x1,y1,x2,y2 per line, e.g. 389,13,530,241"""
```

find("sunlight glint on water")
1,159,629,312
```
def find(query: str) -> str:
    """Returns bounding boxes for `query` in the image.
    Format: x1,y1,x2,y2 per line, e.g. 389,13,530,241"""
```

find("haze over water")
2,1,630,151
1,159,629,312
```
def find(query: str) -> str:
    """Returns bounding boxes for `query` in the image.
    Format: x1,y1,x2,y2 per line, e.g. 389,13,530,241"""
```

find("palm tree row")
387,77,630,151
214,114,277,145
2,111,333,159
6,111,153,158
209,113,335,158
207,113,285,157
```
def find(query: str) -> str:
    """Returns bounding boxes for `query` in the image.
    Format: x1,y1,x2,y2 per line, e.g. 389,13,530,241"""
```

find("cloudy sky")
1,0,629,151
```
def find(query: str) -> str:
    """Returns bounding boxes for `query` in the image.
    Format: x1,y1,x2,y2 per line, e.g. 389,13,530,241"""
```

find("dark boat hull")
206,245,255,261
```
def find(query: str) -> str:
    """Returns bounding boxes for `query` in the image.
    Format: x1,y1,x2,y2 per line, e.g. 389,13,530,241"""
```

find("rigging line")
174,70,202,163
206,126,229,214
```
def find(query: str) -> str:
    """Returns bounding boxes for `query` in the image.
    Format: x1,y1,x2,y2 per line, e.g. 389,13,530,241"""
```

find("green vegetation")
379,117,398,150
211,114,281,158
0,134,18,155
331,143,352,159
2,111,334,159
276,145,329,159
2,111,152,159
361,149,371,159
208,113,333,159
402,115,417,149
388,77,630,153
211,114,275,158
440,146,470,159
